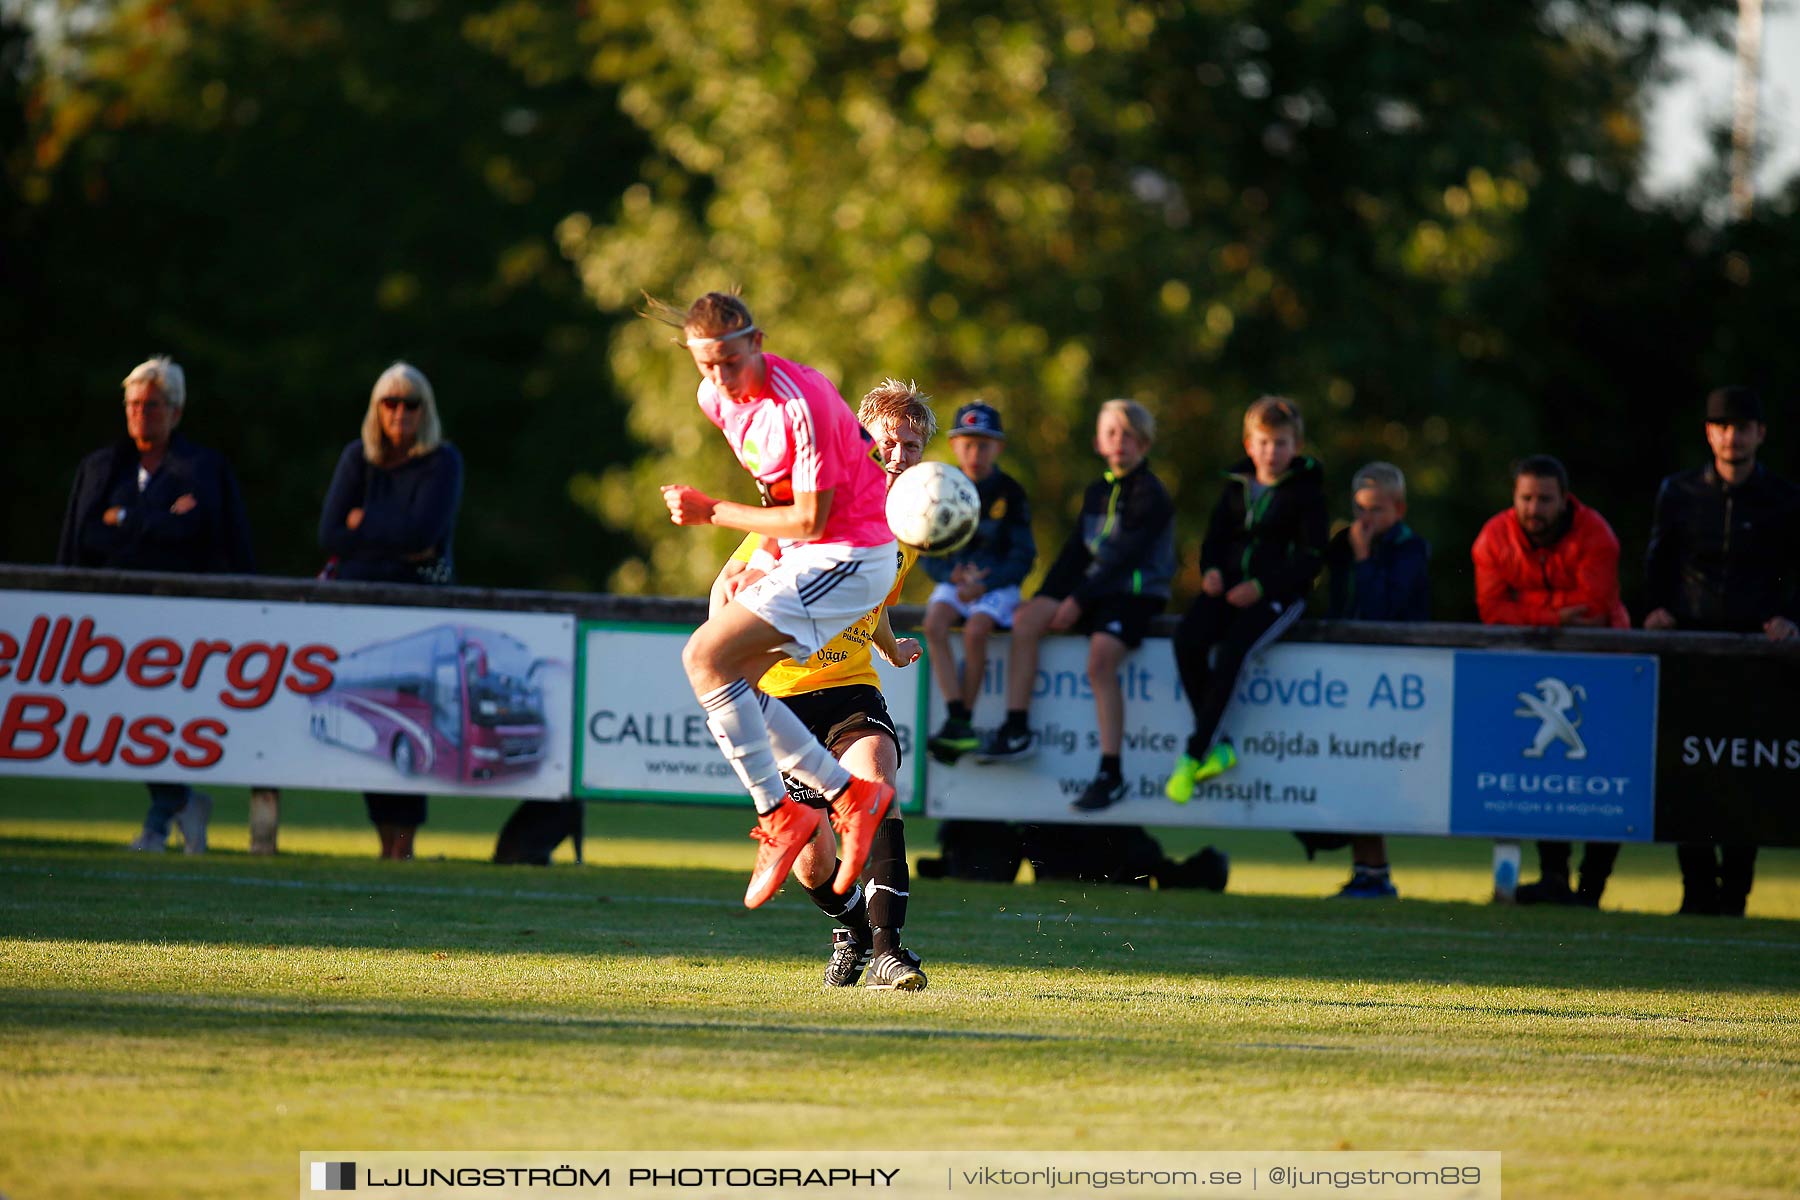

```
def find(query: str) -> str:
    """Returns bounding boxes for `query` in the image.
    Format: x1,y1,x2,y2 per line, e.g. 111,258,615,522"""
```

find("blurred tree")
3,0,645,588
529,0,1775,618
10,0,1792,621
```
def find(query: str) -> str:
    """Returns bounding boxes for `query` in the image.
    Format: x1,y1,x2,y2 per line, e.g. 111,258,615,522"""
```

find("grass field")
3,778,1797,1200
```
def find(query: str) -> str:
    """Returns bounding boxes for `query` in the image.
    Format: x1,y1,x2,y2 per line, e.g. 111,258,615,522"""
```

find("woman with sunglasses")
318,362,463,586
317,360,464,860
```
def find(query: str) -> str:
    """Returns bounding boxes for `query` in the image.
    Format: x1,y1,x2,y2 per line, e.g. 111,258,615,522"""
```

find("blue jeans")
143,783,191,838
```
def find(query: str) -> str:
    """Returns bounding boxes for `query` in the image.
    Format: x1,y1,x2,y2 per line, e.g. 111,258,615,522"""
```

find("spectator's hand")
955,564,989,602
1225,580,1263,608
1201,568,1225,596
346,506,365,531
1643,608,1678,631
724,567,766,602
170,493,197,515
1348,519,1373,562
1765,616,1797,642
1557,604,1602,627
661,484,717,526
103,506,127,527
1049,596,1082,631
881,637,923,667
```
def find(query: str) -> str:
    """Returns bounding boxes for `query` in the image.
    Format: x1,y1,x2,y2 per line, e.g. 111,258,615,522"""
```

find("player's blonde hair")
1099,398,1155,446
1245,394,1303,440
859,378,937,440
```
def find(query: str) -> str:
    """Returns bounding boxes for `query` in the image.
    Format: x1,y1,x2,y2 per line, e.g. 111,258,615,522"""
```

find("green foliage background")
6,0,1799,617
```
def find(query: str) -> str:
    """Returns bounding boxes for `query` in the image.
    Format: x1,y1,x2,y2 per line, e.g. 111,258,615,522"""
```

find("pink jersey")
697,352,894,548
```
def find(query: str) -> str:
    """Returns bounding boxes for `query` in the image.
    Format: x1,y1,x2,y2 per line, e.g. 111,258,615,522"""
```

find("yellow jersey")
731,535,917,698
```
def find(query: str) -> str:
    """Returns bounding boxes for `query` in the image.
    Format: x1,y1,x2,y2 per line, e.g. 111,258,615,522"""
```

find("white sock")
700,679,788,814
759,692,854,798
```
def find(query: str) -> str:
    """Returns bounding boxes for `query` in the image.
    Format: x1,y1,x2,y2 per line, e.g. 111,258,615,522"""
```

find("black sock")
947,701,972,723
1002,709,1029,733
804,862,869,934
867,819,908,955
1099,754,1121,779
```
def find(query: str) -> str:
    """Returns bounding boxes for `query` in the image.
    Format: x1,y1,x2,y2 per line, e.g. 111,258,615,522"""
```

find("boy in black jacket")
977,399,1175,814
1166,396,1327,802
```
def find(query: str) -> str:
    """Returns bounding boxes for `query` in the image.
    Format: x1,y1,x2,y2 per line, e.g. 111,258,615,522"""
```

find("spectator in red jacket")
1472,455,1630,630
1471,455,1627,906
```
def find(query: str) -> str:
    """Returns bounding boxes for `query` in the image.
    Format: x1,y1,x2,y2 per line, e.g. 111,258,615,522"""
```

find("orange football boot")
744,797,825,909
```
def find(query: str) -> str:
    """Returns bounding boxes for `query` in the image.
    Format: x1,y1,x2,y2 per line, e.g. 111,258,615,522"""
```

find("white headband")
681,324,759,348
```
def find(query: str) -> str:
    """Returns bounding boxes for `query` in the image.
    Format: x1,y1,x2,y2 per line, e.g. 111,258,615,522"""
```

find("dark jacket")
1199,455,1328,604
58,433,255,573
1325,522,1430,621
1043,460,1176,602
921,466,1036,590
1645,462,1800,633
1471,496,1629,629
318,439,464,584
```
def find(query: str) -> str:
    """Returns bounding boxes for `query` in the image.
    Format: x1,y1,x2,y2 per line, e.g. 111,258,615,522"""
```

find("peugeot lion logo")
1514,676,1587,760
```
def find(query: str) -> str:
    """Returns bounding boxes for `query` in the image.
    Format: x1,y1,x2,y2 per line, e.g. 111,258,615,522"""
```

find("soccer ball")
885,461,980,555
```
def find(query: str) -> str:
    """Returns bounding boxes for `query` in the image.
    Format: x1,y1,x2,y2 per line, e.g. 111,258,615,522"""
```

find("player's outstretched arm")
712,487,836,541
663,483,838,542
873,609,921,667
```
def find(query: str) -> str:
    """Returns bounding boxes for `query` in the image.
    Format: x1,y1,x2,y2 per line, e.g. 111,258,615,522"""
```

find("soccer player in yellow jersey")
709,379,934,989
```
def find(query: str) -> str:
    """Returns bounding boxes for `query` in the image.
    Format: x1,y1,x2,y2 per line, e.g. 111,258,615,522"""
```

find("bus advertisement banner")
0,591,575,798
573,622,927,812
925,637,1459,832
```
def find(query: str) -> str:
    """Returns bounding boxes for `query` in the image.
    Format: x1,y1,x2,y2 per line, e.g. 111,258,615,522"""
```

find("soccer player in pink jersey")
654,291,898,909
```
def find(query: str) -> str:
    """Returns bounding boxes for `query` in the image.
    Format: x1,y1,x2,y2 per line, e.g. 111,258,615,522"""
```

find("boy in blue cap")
922,401,1037,763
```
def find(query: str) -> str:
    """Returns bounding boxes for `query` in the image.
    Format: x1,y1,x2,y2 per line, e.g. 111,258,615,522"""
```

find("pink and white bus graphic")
309,624,551,784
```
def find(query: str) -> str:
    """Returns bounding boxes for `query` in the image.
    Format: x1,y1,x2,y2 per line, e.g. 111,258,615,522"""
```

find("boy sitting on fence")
922,401,1036,765
1165,396,1327,802
974,399,1175,815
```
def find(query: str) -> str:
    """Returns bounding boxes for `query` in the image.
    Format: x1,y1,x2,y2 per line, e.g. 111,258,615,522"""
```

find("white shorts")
736,540,899,661
926,581,1023,629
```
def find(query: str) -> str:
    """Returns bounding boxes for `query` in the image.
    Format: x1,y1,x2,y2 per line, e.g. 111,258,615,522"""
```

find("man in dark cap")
1645,385,1800,914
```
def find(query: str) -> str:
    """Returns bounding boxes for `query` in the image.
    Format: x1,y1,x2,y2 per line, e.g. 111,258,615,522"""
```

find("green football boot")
1164,740,1238,803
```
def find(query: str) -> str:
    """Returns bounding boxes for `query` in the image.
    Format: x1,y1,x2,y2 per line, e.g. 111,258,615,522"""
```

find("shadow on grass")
0,988,1071,1045
6,838,1799,997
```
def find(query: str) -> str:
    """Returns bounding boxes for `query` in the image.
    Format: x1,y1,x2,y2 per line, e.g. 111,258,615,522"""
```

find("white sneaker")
129,831,167,852
176,791,213,855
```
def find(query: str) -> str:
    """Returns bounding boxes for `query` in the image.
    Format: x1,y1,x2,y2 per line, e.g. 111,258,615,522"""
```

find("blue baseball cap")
951,401,1005,440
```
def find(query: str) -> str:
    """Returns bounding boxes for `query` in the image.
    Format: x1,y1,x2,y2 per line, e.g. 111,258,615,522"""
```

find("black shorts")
1033,570,1165,650
774,684,901,808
